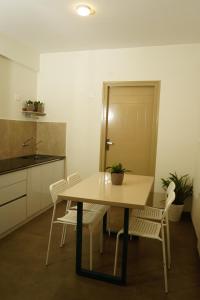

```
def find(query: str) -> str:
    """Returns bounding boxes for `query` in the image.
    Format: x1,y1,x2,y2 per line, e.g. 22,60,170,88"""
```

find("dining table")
58,171,154,285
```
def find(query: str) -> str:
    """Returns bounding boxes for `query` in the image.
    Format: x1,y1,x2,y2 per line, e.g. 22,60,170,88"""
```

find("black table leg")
76,202,129,285
103,213,107,234
76,202,83,274
121,207,129,284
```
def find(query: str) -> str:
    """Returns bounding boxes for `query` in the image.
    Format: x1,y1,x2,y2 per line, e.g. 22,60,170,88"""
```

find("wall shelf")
22,111,46,117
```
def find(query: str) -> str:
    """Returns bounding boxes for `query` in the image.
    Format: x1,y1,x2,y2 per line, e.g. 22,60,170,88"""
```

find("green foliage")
34,100,44,105
33,101,44,112
106,163,130,174
161,172,193,205
26,100,33,104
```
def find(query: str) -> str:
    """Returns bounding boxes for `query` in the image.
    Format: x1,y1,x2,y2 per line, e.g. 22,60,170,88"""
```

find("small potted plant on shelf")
106,162,130,185
33,101,39,112
34,100,44,113
161,172,193,221
25,100,34,111
37,101,44,113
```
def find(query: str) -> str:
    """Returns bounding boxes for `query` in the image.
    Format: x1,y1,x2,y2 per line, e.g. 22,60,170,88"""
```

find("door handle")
106,138,114,150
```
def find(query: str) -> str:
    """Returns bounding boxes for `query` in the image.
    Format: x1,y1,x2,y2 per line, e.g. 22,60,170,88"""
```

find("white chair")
45,179,106,270
132,181,175,268
113,190,175,293
60,172,109,247
67,172,110,233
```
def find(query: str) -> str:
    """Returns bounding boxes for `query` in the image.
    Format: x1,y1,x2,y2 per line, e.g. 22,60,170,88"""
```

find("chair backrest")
49,179,68,204
162,190,175,220
165,181,176,207
67,172,81,187
166,181,176,195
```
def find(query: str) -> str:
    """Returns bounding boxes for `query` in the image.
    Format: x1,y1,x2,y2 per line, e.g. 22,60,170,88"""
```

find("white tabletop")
58,172,154,209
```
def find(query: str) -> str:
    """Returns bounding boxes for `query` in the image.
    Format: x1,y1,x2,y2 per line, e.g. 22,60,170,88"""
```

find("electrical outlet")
14,93,21,102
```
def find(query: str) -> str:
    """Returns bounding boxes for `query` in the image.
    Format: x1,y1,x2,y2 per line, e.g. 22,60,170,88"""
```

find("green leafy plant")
161,172,193,205
33,100,44,112
34,100,44,105
106,163,130,174
34,101,39,111
26,100,33,104
25,100,34,111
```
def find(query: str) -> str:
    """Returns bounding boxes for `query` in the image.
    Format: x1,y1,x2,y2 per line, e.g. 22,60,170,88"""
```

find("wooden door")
100,81,160,230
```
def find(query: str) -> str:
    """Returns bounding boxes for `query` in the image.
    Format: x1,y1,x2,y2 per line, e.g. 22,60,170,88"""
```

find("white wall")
38,44,200,192
0,32,39,121
192,136,200,254
0,32,39,71
0,55,37,120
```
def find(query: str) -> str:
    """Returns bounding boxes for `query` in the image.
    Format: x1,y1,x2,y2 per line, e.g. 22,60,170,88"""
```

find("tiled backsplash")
0,119,66,159
36,122,66,156
0,119,36,159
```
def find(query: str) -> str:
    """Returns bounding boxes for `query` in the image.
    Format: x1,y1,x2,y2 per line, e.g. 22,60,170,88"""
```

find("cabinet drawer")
0,170,27,189
0,196,27,235
0,181,26,206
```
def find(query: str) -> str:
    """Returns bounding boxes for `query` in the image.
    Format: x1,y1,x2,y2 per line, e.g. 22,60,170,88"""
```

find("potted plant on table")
106,163,130,185
161,172,193,221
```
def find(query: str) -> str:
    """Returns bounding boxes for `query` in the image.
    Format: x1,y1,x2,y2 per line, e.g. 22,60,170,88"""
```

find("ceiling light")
76,4,95,16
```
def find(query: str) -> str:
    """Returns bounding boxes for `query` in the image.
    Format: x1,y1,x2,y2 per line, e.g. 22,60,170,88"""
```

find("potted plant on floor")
106,163,130,185
161,172,193,221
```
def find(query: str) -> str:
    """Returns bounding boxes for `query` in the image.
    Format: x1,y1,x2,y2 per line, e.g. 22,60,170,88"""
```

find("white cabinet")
27,160,64,217
0,159,65,237
0,196,27,235
27,165,42,216
40,160,64,210
0,170,27,236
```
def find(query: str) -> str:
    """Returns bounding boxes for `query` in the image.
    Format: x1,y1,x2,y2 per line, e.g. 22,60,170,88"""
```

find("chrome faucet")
22,137,34,147
22,137,42,148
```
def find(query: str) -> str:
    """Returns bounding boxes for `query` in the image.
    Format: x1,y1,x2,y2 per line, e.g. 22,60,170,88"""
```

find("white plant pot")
168,204,184,222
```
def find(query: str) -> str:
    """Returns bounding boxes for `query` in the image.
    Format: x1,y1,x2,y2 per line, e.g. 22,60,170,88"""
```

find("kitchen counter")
0,154,65,175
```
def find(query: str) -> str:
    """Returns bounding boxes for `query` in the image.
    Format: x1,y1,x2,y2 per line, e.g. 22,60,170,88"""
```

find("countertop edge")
0,156,65,176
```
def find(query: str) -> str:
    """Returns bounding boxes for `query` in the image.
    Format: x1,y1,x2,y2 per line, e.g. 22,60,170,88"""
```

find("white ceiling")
0,0,200,53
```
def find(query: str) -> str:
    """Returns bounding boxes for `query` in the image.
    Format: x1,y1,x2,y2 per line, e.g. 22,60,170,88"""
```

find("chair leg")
100,220,103,254
89,228,93,271
113,231,121,275
63,223,68,245
60,224,67,247
45,205,57,266
45,221,54,265
60,224,65,247
166,217,171,269
161,225,168,293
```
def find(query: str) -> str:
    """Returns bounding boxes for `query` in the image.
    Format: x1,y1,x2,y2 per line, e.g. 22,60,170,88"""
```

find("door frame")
99,81,160,174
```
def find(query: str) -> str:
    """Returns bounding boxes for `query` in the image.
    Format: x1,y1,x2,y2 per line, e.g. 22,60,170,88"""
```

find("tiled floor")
0,203,200,300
